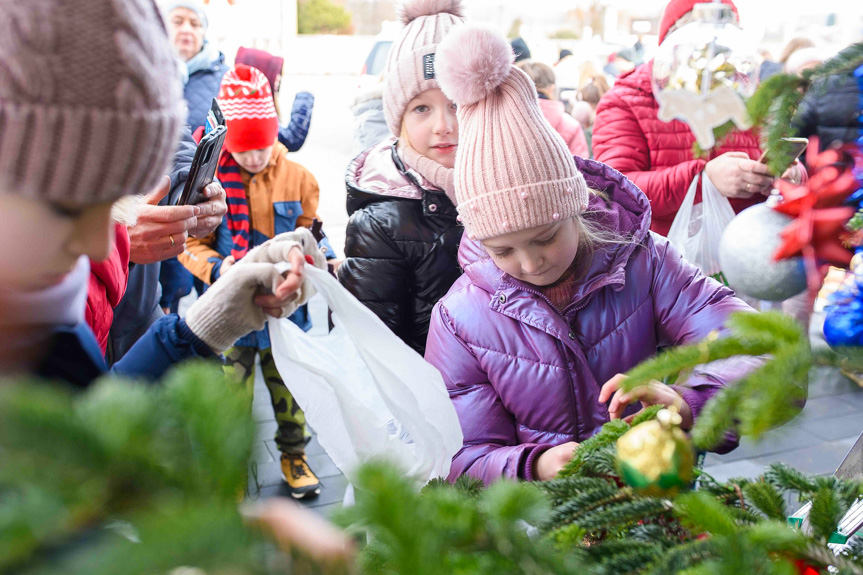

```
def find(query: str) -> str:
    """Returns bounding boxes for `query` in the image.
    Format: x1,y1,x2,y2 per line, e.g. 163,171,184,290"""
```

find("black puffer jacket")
794,69,861,151
339,139,463,355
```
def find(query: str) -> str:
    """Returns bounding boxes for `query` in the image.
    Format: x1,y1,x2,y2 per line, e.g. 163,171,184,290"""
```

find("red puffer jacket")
593,62,763,236
86,224,131,354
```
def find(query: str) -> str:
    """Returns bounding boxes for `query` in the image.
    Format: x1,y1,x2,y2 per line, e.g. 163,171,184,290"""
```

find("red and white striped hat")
218,64,279,153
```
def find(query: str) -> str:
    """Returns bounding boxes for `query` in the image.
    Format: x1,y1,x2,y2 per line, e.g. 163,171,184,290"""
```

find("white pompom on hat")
435,24,589,241
381,0,464,136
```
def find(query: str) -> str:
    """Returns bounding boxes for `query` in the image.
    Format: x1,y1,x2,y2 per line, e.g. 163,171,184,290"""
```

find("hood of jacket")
185,42,225,80
346,138,449,215
537,97,566,131
458,156,651,306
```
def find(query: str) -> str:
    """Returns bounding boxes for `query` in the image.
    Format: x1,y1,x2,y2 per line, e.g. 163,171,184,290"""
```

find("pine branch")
578,445,621,478
549,483,628,526
742,481,787,521
809,487,847,542
746,521,808,552
0,364,267,574
631,405,665,426
747,74,804,128
690,378,743,450
646,538,717,574
619,312,810,449
764,463,820,493
573,497,674,534
735,345,808,438
622,335,775,390
587,540,664,575
675,492,737,537
541,477,617,504
558,419,631,478
803,42,863,80
745,42,863,175
547,523,588,548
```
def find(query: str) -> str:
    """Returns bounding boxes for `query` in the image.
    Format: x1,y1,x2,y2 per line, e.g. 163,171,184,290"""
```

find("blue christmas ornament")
824,271,863,347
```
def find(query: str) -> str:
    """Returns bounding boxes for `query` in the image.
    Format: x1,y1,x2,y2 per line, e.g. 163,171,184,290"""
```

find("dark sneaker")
280,453,321,499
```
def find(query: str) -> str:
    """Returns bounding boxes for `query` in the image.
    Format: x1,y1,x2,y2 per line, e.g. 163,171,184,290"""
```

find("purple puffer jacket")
425,157,759,485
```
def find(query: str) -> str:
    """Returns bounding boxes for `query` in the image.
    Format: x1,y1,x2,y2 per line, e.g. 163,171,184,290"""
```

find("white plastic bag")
266,265,463,485
667,172,736,278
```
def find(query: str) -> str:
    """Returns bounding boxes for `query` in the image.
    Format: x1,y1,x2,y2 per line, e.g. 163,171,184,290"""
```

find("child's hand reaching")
533,441,579,481
184,229,326,353
598,374,693,430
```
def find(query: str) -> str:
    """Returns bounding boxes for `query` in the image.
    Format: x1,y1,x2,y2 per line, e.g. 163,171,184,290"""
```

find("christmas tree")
3,313,862,574
338,312,863,575
0,363,267,575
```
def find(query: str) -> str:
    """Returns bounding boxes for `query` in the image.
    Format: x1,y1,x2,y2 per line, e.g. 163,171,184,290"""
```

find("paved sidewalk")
248,306,863,517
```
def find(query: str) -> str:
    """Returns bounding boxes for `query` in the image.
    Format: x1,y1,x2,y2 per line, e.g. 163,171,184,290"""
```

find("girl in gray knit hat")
0,0,326,383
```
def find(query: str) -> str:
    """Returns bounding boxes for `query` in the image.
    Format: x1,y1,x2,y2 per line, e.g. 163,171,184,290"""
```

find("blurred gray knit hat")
161,0,209,30
0,0,186,206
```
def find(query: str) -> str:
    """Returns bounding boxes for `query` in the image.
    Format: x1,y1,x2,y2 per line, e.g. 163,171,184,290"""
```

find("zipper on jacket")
555,338,581,439
498,281,590,342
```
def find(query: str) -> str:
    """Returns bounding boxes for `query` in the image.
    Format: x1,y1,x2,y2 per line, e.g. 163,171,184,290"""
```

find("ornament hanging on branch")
652,1,758,149
719,202,807,301
616,407,694,497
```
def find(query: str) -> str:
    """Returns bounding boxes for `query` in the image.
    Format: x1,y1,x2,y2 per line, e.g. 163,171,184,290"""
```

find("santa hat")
218,64,279,153
658,0,738,45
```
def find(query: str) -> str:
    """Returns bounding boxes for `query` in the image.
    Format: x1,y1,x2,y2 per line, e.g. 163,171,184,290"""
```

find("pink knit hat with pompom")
382,0,464,136
435,24,589,240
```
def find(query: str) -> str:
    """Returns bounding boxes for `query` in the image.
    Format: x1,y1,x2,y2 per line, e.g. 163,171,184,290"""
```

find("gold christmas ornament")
616,408,695,497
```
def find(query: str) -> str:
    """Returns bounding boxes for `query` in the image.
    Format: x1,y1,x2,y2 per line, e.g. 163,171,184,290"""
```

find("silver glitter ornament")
719,203,806,301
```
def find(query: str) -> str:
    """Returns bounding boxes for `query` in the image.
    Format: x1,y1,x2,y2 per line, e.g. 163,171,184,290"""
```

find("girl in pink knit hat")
338,0,465,355
425,24,761,485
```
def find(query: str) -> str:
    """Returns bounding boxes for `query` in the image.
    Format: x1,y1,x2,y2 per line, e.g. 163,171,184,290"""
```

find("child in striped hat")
180,64,333,499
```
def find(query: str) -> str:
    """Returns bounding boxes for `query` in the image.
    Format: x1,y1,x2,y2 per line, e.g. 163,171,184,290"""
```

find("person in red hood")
592,0,786,237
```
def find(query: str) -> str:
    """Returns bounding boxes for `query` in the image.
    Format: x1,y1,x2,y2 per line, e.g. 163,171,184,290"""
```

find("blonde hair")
568,187,635,279
779,37,815,65
399,121,411,149
579,75,610,108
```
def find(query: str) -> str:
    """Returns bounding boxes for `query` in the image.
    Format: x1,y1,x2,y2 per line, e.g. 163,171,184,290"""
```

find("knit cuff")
521,444,554,482
184,302,251,354
176,318,217,357
671,382,739,453
670,380,719,426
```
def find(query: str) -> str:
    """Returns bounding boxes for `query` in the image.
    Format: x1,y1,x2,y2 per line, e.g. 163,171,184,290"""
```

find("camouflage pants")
223,346,308,455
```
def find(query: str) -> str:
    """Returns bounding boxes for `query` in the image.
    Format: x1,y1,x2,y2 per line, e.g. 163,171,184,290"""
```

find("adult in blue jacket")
0,0,324,387
160,1,231,311
161,3,315,312
164,3,316,149
163,1,229,133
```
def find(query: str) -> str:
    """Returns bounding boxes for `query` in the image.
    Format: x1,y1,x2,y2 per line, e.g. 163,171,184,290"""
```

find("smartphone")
758,137,809,166
177,124,227,206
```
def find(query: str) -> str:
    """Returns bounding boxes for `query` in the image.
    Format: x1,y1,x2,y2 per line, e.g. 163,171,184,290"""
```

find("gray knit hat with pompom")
0,0,186,205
